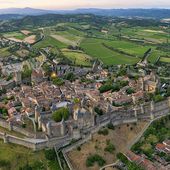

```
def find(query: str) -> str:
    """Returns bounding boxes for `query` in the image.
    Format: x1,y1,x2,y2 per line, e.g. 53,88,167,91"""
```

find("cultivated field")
2,22,169,66
34,36,67,49
20,30,32,35
24,35,36,44
80,38,140,65
0,47,11,57
62,49,92,66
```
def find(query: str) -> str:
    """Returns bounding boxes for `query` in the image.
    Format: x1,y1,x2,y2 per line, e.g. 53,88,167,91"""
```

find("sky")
0,0,170,9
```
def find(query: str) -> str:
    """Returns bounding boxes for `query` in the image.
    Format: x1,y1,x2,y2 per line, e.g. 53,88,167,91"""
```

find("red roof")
156,143,166,150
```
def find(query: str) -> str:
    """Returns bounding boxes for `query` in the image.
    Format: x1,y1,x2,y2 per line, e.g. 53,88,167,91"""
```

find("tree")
153,94,164,102
44,149,56,161
126,88,135,94
104,140,115,153
64,72,76,82
99,84,113,93
52,107,69,122
22,65,32,79
94,107,103,116
0,160,10,169
52,77,64,86
19,164,32,170
86,154,105,167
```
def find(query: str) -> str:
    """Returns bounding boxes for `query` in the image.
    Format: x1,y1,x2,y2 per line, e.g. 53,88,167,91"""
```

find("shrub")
104,141,115,153
107,123,115,130
52,77,64,86
31,161,45,170
98,128,109,136
99,84,113,93
77,146,81,151
19,164,32,170
44,149,56,161
94,107,103,116
86,154,105,167
126,87,135,94
153,94,164,102
0,160,10,168
64,72,76,82
22,123,26,128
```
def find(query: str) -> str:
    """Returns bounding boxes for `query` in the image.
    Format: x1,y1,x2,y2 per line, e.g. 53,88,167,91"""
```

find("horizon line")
0,7,170,10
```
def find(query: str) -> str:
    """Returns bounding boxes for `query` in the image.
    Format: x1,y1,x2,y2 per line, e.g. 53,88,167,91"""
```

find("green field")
10,22,169,66
34,36,67,49
3,31,26,40
160,57,170,63
62,50,92,66
0,47,11,57
104,40,151,57
109,26,169,44
43,26,85,46
80,38,140,65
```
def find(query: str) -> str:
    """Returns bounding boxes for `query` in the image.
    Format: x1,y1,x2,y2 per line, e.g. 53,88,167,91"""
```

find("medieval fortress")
0,58,169,156
0,97,169,151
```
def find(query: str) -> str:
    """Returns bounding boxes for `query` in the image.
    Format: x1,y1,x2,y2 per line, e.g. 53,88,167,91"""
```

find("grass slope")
0,140,60,170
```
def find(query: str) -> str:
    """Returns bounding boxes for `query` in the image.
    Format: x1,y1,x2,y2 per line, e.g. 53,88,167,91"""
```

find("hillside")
0,8,170,19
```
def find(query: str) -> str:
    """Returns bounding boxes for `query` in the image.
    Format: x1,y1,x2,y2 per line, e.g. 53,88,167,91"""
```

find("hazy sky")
0,0,170,9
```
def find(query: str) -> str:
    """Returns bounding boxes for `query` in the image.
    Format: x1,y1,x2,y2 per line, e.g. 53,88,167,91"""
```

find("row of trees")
99,80,129,93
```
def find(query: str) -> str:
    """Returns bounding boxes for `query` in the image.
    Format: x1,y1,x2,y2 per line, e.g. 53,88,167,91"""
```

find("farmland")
62,49,92,66
1,16,170,66
34,36,67,49
0,47,11,57
32,23,169,66
3,31,26,40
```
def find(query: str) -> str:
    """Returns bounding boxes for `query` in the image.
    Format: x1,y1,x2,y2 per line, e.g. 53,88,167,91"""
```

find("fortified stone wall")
0,118,34,137
0,98,169,150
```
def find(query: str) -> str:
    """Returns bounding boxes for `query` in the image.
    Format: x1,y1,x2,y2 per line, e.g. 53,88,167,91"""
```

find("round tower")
38,116,42,130
14,71,22,85
46,121,51,136
34,105,39,123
